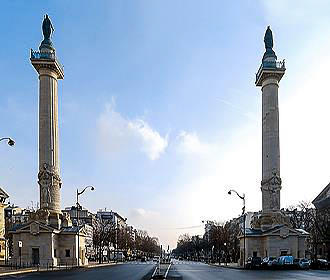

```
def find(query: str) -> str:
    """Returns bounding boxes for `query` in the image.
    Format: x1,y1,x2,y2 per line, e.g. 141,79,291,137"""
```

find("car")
310,259,328,270
246,257,262,269
293,258,310,269
261,257,277,268
153,256,160,262
277,256,294,268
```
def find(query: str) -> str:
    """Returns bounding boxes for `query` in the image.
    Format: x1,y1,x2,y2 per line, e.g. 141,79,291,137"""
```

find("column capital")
256,60,285,87
30,50,64,79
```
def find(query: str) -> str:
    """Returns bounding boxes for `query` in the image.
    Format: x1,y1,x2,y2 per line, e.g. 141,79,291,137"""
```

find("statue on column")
42,14,54,40
263,26,277,61
40,14,55,51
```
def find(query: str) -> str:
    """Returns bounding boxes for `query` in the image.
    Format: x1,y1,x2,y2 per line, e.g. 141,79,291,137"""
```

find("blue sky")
1,0,330,247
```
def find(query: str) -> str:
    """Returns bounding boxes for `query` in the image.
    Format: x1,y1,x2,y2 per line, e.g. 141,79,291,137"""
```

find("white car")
153,256,160,262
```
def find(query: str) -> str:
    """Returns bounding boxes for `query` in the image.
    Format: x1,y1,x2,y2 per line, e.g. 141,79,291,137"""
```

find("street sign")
18,241,23,248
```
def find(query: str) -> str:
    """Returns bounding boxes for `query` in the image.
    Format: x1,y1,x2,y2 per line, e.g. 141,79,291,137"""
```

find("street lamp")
224,242,227,266
228,189,246,268
76,185,94,267
202,220,210,264
0,137,15,146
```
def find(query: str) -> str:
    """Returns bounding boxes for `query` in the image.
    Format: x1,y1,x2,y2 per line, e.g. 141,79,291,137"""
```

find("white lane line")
151,266,158,278
164,263,172,278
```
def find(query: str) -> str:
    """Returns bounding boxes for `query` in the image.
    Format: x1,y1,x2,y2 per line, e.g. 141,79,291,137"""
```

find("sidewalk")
0,262,120,277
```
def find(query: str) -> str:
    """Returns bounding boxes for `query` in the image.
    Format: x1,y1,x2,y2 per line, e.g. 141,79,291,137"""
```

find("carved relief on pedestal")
29,208,50,224
38,163,61,210
261,171,282,210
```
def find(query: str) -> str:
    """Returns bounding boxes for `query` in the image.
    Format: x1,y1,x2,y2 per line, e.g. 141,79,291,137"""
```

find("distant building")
0,187,9,264
96,210,127,229
5,206,34,226
126,225,136,242
62,206,95,226
312,183,330,260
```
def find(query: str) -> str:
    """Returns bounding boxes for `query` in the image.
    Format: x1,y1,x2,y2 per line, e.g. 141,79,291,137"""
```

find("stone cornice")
31,59,64,79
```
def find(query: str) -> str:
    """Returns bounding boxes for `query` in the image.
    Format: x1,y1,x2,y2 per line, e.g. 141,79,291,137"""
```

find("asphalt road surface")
1,261,329,280
167,261,330,280
0,262,156,280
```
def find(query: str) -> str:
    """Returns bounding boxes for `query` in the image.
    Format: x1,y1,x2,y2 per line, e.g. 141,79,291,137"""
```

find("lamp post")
228,189,246,268
76,185,94,267
0,137,15,146
224,242,227,266
115,216,118,263
1,137,14,263
202,220,210,264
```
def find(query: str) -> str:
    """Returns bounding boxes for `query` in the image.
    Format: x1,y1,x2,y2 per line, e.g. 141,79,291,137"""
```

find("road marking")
164,263,171,278
151,266,158,278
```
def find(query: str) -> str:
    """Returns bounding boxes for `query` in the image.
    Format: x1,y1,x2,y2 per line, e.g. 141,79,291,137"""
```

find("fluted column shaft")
261,77,281,212
38,68,61,213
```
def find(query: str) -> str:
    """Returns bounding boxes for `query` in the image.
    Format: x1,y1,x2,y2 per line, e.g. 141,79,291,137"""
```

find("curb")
208,263,244,270
0,262,120,277
0,268,38,277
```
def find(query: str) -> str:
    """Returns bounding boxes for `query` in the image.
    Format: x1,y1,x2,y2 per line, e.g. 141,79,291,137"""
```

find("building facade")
312,183,330,260
0,187,9,264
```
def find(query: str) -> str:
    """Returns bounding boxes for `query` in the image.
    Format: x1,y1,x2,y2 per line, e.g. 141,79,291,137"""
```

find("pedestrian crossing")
126,260,202,265
126,261,156,265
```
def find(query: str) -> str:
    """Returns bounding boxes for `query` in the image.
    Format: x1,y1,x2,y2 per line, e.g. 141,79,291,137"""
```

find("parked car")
261,257,277,268
277,256,294,268
246,257,262,269
310,259,328,270
293,258,310,269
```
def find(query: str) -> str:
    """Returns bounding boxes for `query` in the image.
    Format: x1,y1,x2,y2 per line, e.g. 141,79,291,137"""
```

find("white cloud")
129,208,161,237
128,120,168,160
97,100,168,160
176,131,211,155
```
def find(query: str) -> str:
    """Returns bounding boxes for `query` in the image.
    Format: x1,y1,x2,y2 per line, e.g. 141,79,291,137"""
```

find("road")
0,262,156,280
167,260,330,280
1,261,329,280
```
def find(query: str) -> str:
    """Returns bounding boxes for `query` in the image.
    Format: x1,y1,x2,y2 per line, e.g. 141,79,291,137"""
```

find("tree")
134,230,160,257
285,200,330,260
92,218,115,263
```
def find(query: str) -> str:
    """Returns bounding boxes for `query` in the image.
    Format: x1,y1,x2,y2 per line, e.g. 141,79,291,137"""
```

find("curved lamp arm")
0,137,15,146
77,185,94,196
228,189,246,214
227,189,245,200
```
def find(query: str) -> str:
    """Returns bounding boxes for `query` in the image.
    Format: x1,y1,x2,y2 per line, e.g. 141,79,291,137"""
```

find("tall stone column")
31,15,64,218
255,26,285,214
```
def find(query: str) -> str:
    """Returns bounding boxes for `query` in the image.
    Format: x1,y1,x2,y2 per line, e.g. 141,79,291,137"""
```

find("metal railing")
256,60,285,83
1,260,76,271
30,49,64,74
